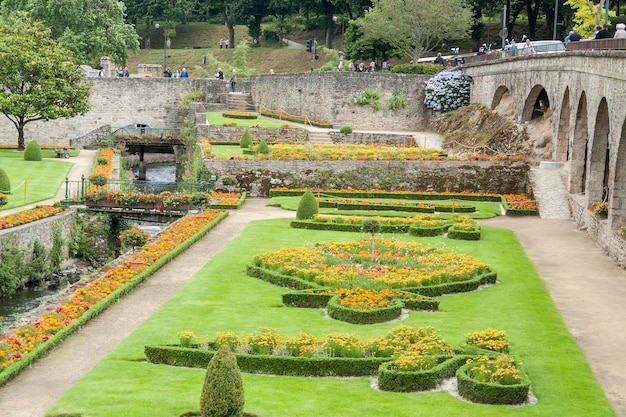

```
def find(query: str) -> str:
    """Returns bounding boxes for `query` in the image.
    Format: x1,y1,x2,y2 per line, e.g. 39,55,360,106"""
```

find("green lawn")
48,218,615,417
206,112,304,129
0,150,73,210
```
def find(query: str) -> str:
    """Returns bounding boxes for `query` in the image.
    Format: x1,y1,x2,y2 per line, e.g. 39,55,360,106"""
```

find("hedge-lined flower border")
0,210,228,385
145,326,531,405
270,188,538,215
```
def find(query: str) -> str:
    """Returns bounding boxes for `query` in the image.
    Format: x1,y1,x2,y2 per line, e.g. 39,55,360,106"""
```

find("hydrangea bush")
423,70,471,112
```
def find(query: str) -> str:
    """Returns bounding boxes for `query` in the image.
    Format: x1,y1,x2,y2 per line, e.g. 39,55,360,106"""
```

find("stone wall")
198,125,308,143
0,79,230,148
250,72,433,131
0,210,75,286
331,132,425,146
570,194,626,268
204,160,530,197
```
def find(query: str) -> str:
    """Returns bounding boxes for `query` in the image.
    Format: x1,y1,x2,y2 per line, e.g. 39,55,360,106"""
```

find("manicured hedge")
209,192,247,209
270,189,502,202
246,265,322,290
378,356,469,392
326,296,405,324
447,224,481,240
145,345,389,377
404,271,497,297
408,224,450,237
290,220,410,233
456,362,531,404
282,292,333,308
223,112,258,119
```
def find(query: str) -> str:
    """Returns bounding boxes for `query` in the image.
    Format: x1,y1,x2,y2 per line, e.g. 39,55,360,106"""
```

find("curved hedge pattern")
456,362,531,404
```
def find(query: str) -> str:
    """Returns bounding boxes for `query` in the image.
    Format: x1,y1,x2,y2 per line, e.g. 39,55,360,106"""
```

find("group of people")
348,61,377,72
565,23,626,42
163,67,189,78
114,67,130,77
219,38,230,48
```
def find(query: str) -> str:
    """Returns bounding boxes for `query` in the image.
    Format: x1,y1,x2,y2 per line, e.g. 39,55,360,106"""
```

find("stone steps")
529,163,572,220
308,130,333,144
226,93,256,112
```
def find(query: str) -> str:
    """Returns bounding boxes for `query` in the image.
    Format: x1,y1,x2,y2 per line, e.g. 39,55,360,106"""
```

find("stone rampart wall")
331,132,424,146
198,125,308,143
204,160,529,197
250,72,432,131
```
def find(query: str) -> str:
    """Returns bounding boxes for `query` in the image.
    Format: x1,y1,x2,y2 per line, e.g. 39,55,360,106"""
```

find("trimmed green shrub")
221,175,238,186
296,190,318,220
389,63,443,75
88,174,107,187
0,167,11,194
256,140,270,154
24,140,42,161
339,125,353,134
456,361,531,405
240,129,253,149
200,344,245,417
0,193,7,206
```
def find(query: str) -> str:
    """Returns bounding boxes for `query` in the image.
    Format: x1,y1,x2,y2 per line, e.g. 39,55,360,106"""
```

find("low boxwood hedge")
282,292,333,308
290,220,410,233
145,345,389,377
456,362,531,404
270,189,502,202
326,296,404,324
408,224,450,237
222,112,258,119
404,271,497,297
378,356,468,392
447,225,481,240
246,265,322,290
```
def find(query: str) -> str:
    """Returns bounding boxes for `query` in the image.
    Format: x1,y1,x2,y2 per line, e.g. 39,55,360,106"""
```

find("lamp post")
332,15,345,49
154,23,170,76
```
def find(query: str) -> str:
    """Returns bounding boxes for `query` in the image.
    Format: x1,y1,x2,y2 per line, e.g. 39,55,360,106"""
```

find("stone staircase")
528,162,572,219
226,93,256,112
307,129,333,144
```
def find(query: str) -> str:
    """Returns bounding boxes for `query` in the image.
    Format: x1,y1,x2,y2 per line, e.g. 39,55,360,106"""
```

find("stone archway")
586,98,610,206
611,117,626,229
522,85,550,122
491,86,515,119
555,87,570,162
569,92,588,193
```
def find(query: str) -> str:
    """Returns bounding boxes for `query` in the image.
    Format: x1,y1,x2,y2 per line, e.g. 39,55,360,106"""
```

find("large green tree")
361,0,473,61
2,0,139,67
0,13,91,151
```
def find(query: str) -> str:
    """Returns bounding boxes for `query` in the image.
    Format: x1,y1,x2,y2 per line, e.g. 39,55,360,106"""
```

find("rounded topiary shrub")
339,125,353,134
200,344,245,417
0,167,10,194
24,140,42,161
296,190,319,220
256,140,270,155
240,129,253,149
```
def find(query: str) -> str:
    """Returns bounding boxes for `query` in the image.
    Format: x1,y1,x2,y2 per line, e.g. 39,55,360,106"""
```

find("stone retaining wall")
198,125,308,143
331,132,423,146
204,160,530,197
570,195,626,268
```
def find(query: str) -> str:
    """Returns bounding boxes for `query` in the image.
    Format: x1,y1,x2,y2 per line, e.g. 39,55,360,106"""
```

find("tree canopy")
0,13,91,150
1,0,139,67
359,0,473,62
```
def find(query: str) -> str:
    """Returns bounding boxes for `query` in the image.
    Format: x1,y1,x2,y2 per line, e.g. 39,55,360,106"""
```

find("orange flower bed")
0,210,224,370
0,205,63,230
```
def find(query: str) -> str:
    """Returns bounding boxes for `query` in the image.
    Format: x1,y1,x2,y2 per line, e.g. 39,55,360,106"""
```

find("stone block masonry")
204,159,530,197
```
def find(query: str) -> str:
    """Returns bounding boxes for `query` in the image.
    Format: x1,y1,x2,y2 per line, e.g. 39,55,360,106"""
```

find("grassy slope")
49,219,615,417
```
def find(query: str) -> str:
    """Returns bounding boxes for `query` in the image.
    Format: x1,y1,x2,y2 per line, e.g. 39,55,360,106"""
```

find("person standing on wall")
216,67,224,80
164,67,172,78
230,69,237,92
180,68,188,78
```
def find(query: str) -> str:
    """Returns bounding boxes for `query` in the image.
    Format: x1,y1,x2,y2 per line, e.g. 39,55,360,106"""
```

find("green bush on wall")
24,140,42,161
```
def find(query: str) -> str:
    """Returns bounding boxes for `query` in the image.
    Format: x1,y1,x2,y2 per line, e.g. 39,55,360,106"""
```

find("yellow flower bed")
254,238,490,288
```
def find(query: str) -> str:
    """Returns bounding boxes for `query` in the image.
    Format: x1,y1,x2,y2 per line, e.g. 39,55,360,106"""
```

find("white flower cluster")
423,70,471,112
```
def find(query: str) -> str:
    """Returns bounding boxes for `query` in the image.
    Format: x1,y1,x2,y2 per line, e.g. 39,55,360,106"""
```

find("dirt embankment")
434,96,553,163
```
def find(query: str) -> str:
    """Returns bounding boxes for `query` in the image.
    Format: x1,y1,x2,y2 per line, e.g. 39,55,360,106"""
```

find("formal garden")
0,137,616,416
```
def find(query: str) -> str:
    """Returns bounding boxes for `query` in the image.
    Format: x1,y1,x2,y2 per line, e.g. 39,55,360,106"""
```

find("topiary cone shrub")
200,344,245,417
256,140,270,155
296,190,319,220
0,167,10,194
240,129,253,149
24,140,42,161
